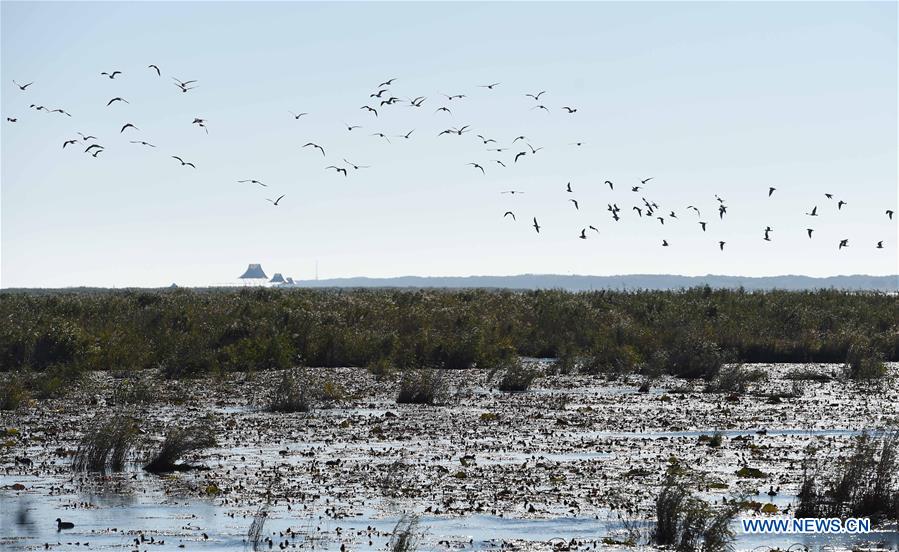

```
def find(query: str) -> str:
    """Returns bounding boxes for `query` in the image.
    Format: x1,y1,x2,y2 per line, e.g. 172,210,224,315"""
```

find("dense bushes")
796,431,899,526
0,288,895,385
654,474,740,551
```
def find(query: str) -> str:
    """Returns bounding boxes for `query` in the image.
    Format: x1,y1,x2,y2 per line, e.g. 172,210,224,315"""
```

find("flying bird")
171,156,195,168
569,199,579,210
699,221,707,232
589,226,599,233
532,217,541,233
371,89,388,98
641,177,653,185
806,206,818,216
442,93,465,100
886,210,894,220
806,228,814,238
501,190,525,195
343,159,370,170
605,180,614,190
78,132,97,141
468,163,485,174
718,205,728,219
837,200,846,210
768,187,776,197
662,240,669,247
378,78,397,87
371,132,390,143
838,239,848,249
876,241,884,249
120,123,139,133
344,123,361,131
360,105,378,116
148,64,161,76
62,139,78,149
192,117,209,133
633,207,643,217
90,149,103,158
579,229,587,240
493,160,506,167
631,186,641,192
49,108,71,116
476,134,496,144
719,241,726,251
173,78,198,92
527,143,543,154
514,151,527,163
409,96,426,107
303,142,325,156
100,71,122,79
85,144,103,153
566,182,573,193
238,179,266,187
561,106,577,113
480,83,501,89
13,80,33,91
325,165,348,176
503,211,516,220
825,193,833,199
434,106,452,115
525,91,546,101
106,97,129,106
130,140,156,147
289,111,309,119
531,105,549,112
398,129,414,139
6,117,16,122
267,194,285,206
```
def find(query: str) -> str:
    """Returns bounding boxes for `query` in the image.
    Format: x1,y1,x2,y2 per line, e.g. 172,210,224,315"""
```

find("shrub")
144,419,216,473
844,339,887,380
0,375,29,410
654,474,739,551
389,514,421,552
269,369,312,413
664,334,728,380
73,414,139,472
396,369,446,405
796,431,898,525
704,365,765,394
495,358,539,392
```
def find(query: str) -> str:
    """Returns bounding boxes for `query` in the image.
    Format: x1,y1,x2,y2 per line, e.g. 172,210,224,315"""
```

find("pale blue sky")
1,1,896,287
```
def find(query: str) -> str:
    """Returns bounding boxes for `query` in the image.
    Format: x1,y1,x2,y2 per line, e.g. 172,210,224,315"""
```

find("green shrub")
844,339,887,380
0,375,29,410
269,369,312,413
397,369,446,405
654,474,739,551
496,358,539,392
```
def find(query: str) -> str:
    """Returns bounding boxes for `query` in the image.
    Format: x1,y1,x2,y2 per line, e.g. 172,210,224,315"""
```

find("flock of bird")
6,69,896,252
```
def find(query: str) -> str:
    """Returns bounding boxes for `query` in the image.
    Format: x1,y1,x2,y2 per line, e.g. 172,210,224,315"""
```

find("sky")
1,1,896,288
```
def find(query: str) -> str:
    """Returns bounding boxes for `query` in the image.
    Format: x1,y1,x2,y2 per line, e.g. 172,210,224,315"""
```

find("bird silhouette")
13,80,33,91
78,132,97,141
360,105,378,116
344,123,361,131
148,64,161,76
605,180,614,190
85,144,103,153
100,71,122,79
267,195,285,206
806,206,818,216
343,159,370,170
876,241,883,249
532,218,541,233
468,163,485,174
62,139,78,149
6,117,16,122
719,241,726,251
566,182,573,193
768,187,776,197
130,140,156,147
839,239,848,249
173,78,197,92
514,152,526,163
806,228,814,238
378,78,397,87
837,200,846,210
579,229,587,239
699,221,707,232
501,190,524,195
371,132,390,143
493,160,506,167
325,165,348,176
641,177,653,184
171,156,195,168
569,199,579,210
525,91,546,101
480,83,501,89
886,210,894,220
289,111,309,119
561,106,577,113
434,106,452,115
662,240,669,247
106,97,129,106
238,179,266,187
303,142,326,156
503,211,515,220
120,123,139,133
